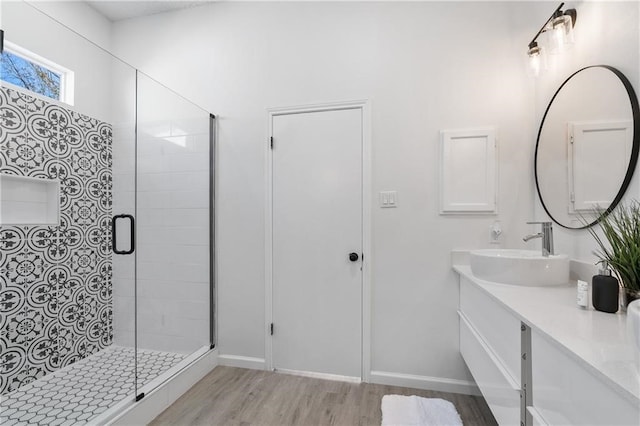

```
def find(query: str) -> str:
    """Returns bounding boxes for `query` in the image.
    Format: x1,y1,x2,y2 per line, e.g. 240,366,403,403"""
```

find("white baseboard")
369,370,480,396
275,368,361,383
218,354,266,370
107,348,218,425
215,357,478,396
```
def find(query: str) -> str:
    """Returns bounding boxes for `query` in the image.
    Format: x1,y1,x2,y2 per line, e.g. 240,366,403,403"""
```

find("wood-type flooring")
150,366,497,426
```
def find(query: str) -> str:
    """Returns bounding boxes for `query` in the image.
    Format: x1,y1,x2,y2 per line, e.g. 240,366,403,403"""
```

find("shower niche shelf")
0,174,60,225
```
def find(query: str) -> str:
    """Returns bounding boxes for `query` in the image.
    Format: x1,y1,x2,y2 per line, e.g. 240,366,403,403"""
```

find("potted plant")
587,200,640,310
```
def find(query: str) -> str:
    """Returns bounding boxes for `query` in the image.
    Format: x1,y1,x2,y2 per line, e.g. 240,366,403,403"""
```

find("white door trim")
265,100,372,382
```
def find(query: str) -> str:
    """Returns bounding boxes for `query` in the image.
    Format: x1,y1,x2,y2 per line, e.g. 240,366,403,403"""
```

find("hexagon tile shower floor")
0,346,185,425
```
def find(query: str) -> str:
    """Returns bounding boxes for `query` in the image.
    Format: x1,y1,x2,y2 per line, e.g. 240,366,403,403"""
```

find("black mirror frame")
534,65,640,230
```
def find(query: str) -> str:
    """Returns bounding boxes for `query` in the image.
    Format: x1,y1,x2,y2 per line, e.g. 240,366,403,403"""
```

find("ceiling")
86,1,213,22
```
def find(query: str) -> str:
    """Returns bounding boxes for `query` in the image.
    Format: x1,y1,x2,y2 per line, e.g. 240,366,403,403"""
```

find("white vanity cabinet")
458,276,521,426
530,330,639,426
455,265,640,426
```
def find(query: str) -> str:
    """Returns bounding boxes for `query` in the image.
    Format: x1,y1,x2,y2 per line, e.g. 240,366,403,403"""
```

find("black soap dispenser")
592,262,619,313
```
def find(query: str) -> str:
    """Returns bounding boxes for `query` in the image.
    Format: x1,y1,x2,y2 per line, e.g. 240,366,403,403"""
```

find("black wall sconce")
528,2,577,76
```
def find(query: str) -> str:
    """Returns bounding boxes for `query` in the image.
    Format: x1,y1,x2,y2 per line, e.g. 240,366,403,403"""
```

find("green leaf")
583,200,640,291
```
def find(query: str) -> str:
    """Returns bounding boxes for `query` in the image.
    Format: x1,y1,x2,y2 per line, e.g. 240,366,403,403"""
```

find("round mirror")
535,65,640,229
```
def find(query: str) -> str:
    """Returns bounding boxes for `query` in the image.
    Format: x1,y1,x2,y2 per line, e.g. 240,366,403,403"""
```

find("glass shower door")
133,72,211,397
0,2,213,422
0,1,139,421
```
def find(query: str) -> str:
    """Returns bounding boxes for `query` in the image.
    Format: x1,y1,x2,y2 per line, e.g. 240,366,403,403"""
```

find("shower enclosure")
0,2,214,424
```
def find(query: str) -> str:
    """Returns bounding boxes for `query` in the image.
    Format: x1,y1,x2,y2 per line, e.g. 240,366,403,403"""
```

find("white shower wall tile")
160,171,210,191
134,190,208,210
111,296,134,332
110,159,135,177
141,299,208,321
166,191,209,209
135,280,209,302
111,173,135,192
131,244,165,262
136,244,210,265
136,140,165,157
136,157,165,175
162,227,209,246
178,320,210,342
162,209,209,228
134,192,165,209
137,306,208,336
136,261,208,283
161,137,209,155
111,193,135,213
138,299,209,326
136,332,205,355
164,116,208,134
113,330,134,348
112,278,135,298
111,256,134,279
135,174,163,192
110,135,135,160
161,153,209,172
0,345,186,425
134,229,164,247
136,228,208,248
134,210,164,228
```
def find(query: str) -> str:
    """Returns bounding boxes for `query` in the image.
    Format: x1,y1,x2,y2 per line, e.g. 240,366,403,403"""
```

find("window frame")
1,40,75,105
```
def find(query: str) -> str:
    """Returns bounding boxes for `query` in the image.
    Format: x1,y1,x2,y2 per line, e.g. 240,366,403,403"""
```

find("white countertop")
453,264,640,405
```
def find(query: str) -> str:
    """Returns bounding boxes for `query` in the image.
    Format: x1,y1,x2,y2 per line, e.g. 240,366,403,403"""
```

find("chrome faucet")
523,221,554,257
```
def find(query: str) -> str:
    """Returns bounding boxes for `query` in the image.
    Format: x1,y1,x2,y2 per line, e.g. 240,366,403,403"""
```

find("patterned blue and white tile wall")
0,86,113,395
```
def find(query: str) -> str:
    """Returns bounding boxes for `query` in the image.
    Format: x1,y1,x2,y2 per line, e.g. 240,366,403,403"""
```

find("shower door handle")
112,214,135,255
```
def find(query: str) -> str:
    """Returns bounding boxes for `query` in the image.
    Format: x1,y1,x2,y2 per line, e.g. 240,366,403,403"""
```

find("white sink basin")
470,249,570,286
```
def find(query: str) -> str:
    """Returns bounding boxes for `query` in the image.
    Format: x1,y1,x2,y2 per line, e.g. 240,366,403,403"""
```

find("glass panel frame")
133,71,212,397
0,1,214,422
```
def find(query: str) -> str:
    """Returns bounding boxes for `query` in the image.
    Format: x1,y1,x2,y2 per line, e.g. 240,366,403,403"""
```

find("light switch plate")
379,191,398,208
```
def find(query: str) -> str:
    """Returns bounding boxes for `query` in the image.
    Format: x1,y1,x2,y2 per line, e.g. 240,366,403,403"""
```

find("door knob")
349,252,359,262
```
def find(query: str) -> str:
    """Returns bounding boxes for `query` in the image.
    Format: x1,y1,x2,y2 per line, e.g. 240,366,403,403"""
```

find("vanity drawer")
459,311,520,426
460,276,521,384
532,330,639,425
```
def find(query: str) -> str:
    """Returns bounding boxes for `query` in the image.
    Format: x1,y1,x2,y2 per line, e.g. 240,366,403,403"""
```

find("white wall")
530,1,640,264
25,0,112,51
111,1,536,389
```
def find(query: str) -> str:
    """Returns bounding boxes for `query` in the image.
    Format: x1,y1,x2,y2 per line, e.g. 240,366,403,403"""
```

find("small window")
0,41,74,105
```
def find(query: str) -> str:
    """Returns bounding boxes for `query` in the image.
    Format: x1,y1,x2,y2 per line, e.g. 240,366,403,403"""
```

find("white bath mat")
381,395,463,426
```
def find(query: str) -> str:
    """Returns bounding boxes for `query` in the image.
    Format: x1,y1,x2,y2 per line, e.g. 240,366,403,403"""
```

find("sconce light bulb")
548,13,574,54
528,44,543,77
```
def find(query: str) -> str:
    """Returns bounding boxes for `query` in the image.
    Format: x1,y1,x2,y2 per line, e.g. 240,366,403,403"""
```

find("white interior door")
271,107,363,378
